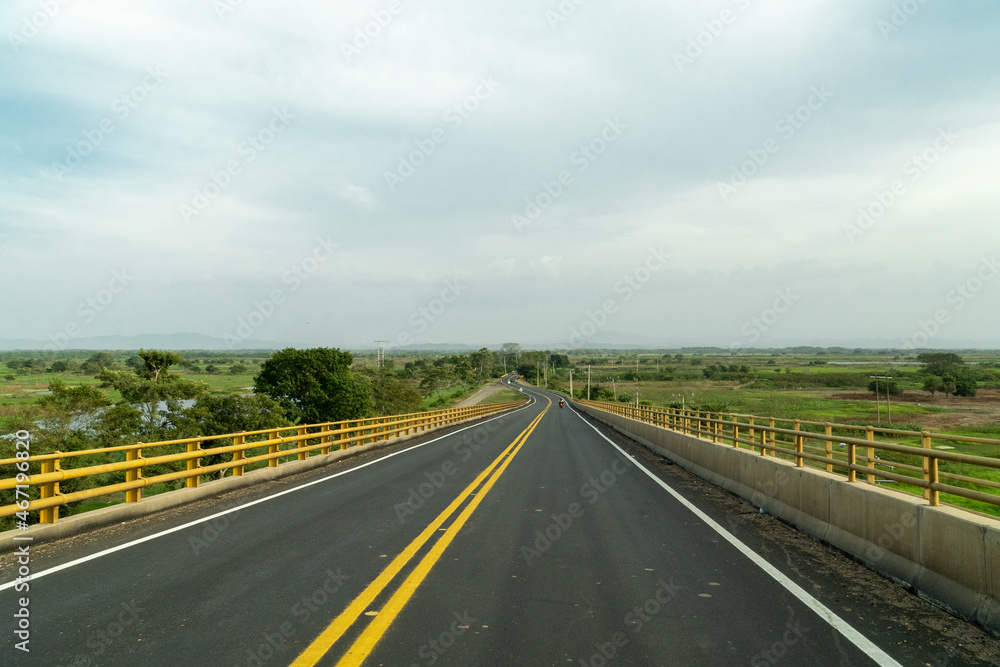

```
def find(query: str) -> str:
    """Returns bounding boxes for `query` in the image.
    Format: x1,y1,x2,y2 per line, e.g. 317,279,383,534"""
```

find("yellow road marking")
290,400,549,667
335,399,549,666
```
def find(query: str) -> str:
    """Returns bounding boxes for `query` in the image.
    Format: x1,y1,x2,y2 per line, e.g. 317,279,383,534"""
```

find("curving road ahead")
3,381,999,666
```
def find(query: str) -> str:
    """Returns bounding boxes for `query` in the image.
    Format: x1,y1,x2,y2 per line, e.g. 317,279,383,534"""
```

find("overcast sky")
2,0,998,351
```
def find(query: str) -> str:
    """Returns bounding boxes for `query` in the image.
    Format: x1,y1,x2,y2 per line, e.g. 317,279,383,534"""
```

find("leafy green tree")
922,376,942,396
549,354,570,368
918,353,965,377
953,375,978,397
230,364,248,375
179,394,290,479
14,380,111,451
135,349,183,381
253,348,372,424
97,349,206,438
469,348,495,381
48,360,69,373
0,381,112,527
81,351,118,375
358,369,423,415
418,366,445,397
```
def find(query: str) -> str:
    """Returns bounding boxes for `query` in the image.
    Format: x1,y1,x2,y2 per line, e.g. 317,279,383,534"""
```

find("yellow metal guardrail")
1,400,526,525
577,400,1000,512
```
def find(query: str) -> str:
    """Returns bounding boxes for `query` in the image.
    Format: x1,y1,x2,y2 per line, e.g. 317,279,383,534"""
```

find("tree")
81,351,118,375
180,394,290,479
357,369,423,415
136,349,182,382
0,381,112,526
97,349,206,438
922,376,941,396
28,380,111,449
469,348,495,381
953,375,978,397
49,360,69,373
230,364,248,375
500,343,521,372
253,348,372,424
917,353,965,377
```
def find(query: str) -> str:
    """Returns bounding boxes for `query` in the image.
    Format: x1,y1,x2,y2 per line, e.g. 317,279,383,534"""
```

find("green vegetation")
0,345,517,528
4,344,999,525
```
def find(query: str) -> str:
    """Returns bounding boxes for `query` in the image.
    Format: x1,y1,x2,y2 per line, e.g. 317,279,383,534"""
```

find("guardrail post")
233,434,246,476
865,426,875,484
732,416,739,448
297,426,308,461
748,416,755,451
847,442,857,483
186,440,202,488
928,455,939,506
126,445,143,503
39,454,60,524
320,429,331,455
269,431,280,467
824,423,834,473
768,418,776,456
793,420,803,467
759,428,767,456
922,432,932,501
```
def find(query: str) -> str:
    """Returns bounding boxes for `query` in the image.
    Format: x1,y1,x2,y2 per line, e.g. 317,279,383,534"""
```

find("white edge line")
572,408,903,667
0,398,536,592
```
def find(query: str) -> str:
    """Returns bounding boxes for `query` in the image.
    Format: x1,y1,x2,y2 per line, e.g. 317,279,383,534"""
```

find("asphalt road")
3,381,999,666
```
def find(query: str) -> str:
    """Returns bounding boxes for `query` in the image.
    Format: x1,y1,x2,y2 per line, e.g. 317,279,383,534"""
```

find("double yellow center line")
291,397,550,667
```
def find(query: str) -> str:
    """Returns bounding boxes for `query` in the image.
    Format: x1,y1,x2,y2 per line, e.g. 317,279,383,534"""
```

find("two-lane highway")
3,383,999,665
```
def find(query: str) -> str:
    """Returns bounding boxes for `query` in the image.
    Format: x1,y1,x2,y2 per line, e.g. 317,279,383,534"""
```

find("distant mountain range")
1,331,997,352
0,333,286,351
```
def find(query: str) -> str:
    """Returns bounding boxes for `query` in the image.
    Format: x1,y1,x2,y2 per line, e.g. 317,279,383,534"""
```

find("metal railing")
578,400,1000,512
1,401,525,525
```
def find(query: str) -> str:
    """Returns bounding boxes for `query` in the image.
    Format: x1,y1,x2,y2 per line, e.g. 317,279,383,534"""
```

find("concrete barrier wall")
576,403,1000,636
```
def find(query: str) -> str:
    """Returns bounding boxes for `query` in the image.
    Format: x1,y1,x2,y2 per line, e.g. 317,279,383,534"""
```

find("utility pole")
570,370,573,398
612,378,616,400
869,375,893,425
588,365,591,400
374,341,386,370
